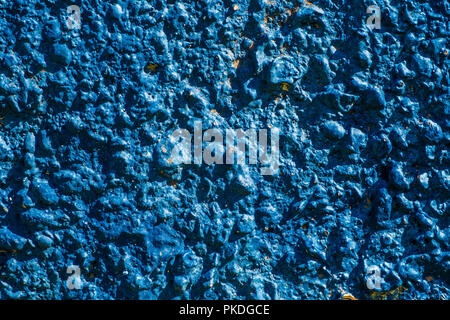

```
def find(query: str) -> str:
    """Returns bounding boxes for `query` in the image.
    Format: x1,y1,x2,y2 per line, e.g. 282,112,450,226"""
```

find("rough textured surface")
0,0,448,300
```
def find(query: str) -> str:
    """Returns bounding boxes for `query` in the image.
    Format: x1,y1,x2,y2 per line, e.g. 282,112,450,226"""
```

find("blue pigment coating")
0,0,448,300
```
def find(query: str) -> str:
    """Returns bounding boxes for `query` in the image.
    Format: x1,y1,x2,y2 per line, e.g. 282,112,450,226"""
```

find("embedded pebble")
0,0,447,301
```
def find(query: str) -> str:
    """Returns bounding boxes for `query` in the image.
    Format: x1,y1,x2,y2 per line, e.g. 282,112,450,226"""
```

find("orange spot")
280,82,290,91
145,63,159,73
342,293,358,300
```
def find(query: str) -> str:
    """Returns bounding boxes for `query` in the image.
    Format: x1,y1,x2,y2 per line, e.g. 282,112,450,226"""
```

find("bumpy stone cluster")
0,0,448,299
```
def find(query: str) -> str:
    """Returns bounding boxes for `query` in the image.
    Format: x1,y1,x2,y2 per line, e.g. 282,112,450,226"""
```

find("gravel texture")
0,0,448,299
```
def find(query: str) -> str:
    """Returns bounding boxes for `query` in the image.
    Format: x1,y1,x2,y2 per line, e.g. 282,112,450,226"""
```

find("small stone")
418,173,429,189
390,127,408,149
236,214,255,234
36,234,53,249
24,132,36,153
421,119,443,143
231,174,255,195
24,152,36,168
52,44,72,65
323,120,346,139
425,145,436,160
370,134,392,159
390,164,410,190
363,86,386,109
269,56,304,85
111,4,124,19
31,179,59,205
350,128,367,151
0,228,27,251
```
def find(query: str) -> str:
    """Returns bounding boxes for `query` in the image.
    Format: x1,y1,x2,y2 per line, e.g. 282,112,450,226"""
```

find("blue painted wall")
0,0,448,299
